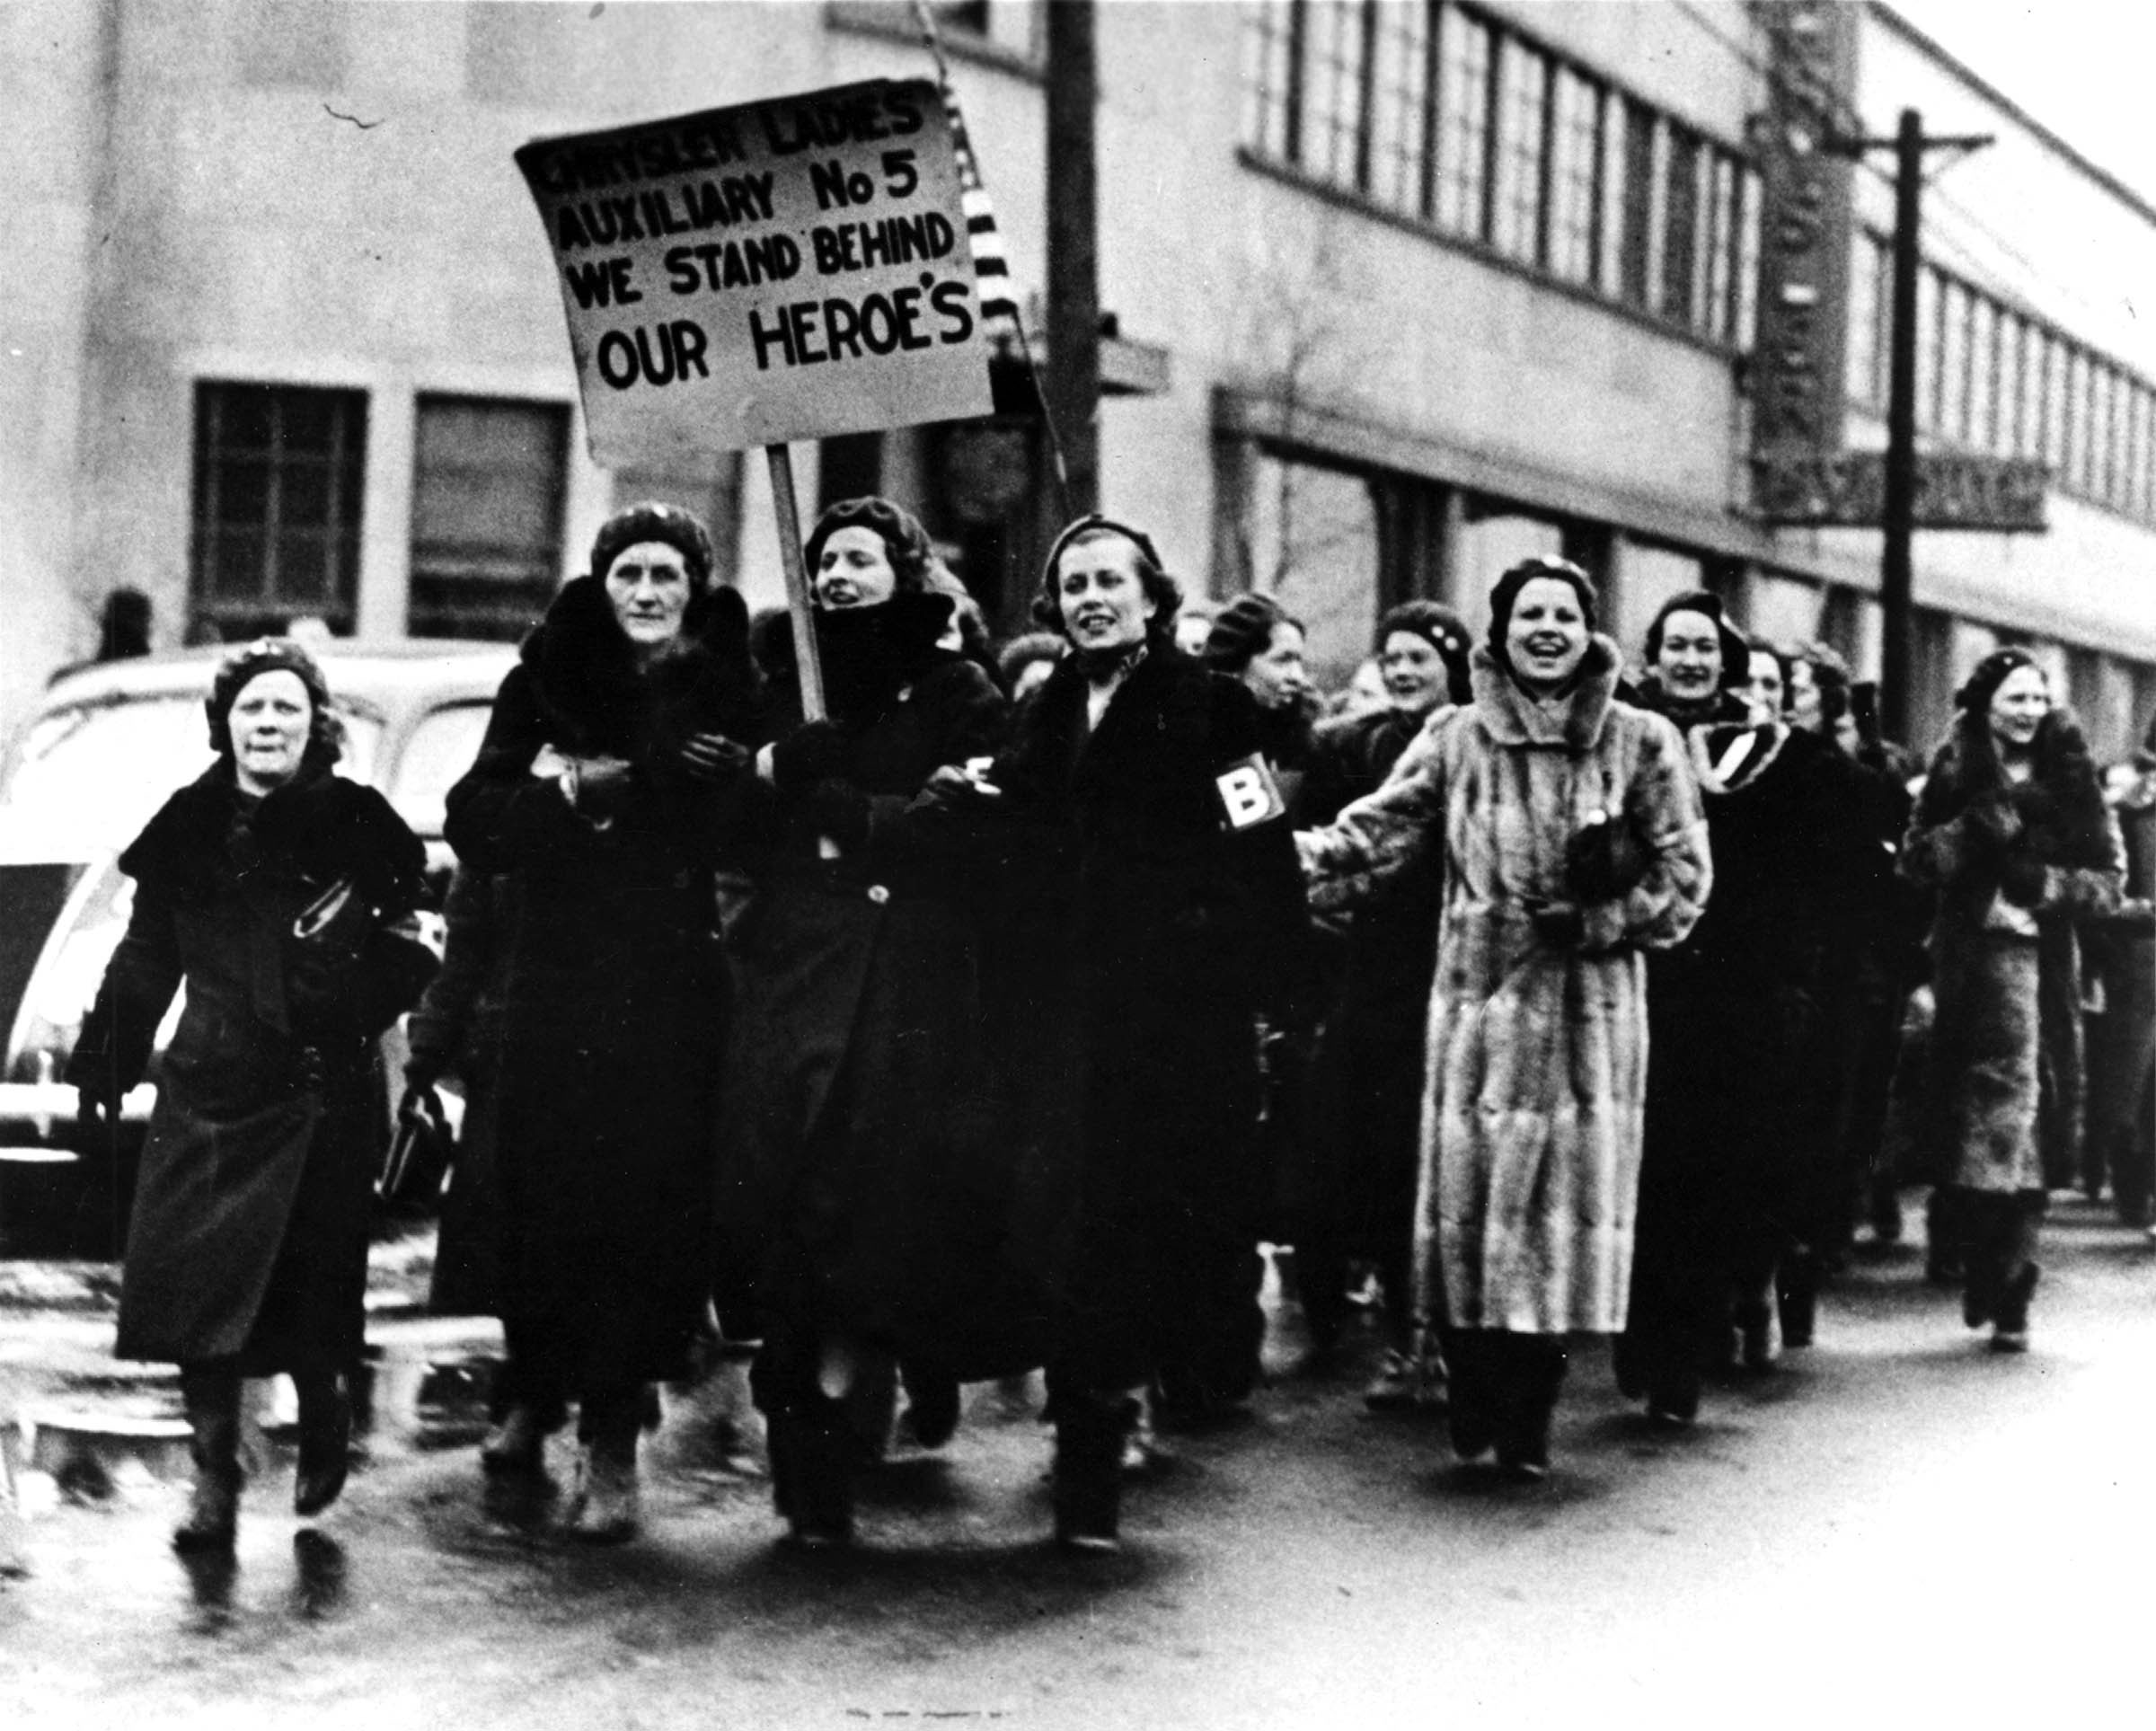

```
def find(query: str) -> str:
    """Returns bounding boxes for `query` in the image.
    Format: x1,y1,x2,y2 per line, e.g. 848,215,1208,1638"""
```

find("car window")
389,704,491,838
0,698,383,851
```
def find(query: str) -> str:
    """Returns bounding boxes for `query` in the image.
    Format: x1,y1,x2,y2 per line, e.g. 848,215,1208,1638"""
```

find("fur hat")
589,500,716,592
804,496,935,596
204,637,341,765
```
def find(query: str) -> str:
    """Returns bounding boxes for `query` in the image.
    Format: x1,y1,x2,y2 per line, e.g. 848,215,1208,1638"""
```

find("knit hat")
1487,556,1601,658
803,496,934,597
589,500,716,592
1955,646,2042,714
203,637,341,764
1377,600,1473,705
1643,590,1750,694
1205,593,1301,675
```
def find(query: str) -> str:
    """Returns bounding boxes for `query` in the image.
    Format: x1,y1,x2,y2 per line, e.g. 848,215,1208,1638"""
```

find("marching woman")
1297,558,1710,1479
1292,601,1473,1401
445,502,762,1541
1204,592,1320,808
1901,650,2123,1351
920,515,1311,1550
714,496,1007,1550
68,639,434,1552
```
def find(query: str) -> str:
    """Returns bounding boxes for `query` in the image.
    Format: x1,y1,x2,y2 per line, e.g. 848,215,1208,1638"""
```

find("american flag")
911,2,1023,349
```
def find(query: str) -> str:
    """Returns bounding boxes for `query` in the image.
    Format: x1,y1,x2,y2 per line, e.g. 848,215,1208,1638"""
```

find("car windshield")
1,697,382,852
390,704,490,838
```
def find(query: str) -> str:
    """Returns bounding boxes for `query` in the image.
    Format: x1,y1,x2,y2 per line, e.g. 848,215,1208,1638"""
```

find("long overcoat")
955,643,1312,1394
1298,640,1710,1336
714,595,1012,1378
68,761,429,1369
1901,710,2122,1194
445,576,762,1389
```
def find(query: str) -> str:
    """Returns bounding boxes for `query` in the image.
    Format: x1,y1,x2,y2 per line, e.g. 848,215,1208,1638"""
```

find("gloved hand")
769,720,850,792
918,762,1002,808
568,755,638,821
75,1080,121,1134
799,779,873,852
1966,795,2023,850
403,1048,449,1094
1527,900,1586,949
1998,852,2049,907
680,730,751,784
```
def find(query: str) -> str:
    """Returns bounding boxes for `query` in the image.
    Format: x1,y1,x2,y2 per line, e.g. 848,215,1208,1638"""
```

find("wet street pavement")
4,1199,2153,1731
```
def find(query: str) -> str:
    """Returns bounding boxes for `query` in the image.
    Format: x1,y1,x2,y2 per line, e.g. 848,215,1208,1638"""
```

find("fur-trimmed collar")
119,759,425,913
1917,707,2112,870
1469,635,1621,750
520,574,758,757
1686,720,1790,796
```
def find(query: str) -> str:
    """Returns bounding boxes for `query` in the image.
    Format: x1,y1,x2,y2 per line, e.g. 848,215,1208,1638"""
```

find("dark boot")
1493,1336,1568,1481
173,1365,243,1554
1774,1254,1817,1352
1051,1391,1132,1554
293,1372,351,1518
768,1401,855,1550
1446,1332,1498,1462
1991,1262,2039,1353
567,1389,644,1544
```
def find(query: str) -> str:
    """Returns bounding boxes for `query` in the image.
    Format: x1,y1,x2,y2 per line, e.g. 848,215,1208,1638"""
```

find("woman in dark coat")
1902,649,2122,1350
1617,596,1857,1425
933,514,1310,1549
68,639,432,1553
1292,600,1471,1404
714,496,1007,1550
445,502,761,1542
1204,592,1321,807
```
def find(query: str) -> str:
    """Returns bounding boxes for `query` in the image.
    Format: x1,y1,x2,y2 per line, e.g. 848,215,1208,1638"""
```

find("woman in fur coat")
714,496,1007,1550
1902,649,2123,1350
446,502,763,1541
1298,558,1710,1479
69,638,433,1553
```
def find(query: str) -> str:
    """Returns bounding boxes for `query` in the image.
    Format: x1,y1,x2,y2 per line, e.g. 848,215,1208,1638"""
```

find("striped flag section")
911,1,1022,345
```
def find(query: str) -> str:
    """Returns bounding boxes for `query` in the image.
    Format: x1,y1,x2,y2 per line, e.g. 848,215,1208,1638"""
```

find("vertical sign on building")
1748,0,1858,456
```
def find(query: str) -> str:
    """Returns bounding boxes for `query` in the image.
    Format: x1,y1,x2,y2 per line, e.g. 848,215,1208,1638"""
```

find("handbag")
289,877,440,1036
379,1084,453,1213
1564,805,1650,905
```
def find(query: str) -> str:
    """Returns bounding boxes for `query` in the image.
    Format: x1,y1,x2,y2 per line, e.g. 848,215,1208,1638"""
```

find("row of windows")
190,382,738,643
1241,0,1758,348
1849,234,2156,527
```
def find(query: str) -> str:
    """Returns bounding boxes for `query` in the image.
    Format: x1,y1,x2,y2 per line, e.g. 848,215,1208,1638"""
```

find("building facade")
4,0,2153,757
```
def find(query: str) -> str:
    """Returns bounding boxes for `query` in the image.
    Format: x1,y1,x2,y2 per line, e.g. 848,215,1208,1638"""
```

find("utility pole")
1832,109,1990,744
1044,0,1100,519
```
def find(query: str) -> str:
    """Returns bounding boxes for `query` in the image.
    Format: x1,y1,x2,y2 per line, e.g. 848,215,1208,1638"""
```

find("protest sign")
516,79,995,466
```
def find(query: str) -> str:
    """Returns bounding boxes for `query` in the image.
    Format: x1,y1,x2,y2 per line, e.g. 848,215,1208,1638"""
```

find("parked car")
0,640,516,1257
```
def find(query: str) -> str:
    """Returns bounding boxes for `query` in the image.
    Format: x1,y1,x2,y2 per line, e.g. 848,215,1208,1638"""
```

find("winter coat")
1298,639,1710,1336
1294,705,1446,1267
1902,710,2123,1193
445,575,763,1388
945,643,1311,1392
714,595,1014,1378
68,760,430,1369
402,865,517,1318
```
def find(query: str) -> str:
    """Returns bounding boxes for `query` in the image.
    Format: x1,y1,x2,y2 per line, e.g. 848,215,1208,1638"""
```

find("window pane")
1619,101,1656,308
1939,281,1967,443
408,395,570,640
1369,0,1430,215
1435,7,1491,237
1492,36,1549,261
1659,127,1699,324
1299,0,1367,188
1549,66,1602,285
190,382,367,634
1250,453,1380,694
1915,269,1940,434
